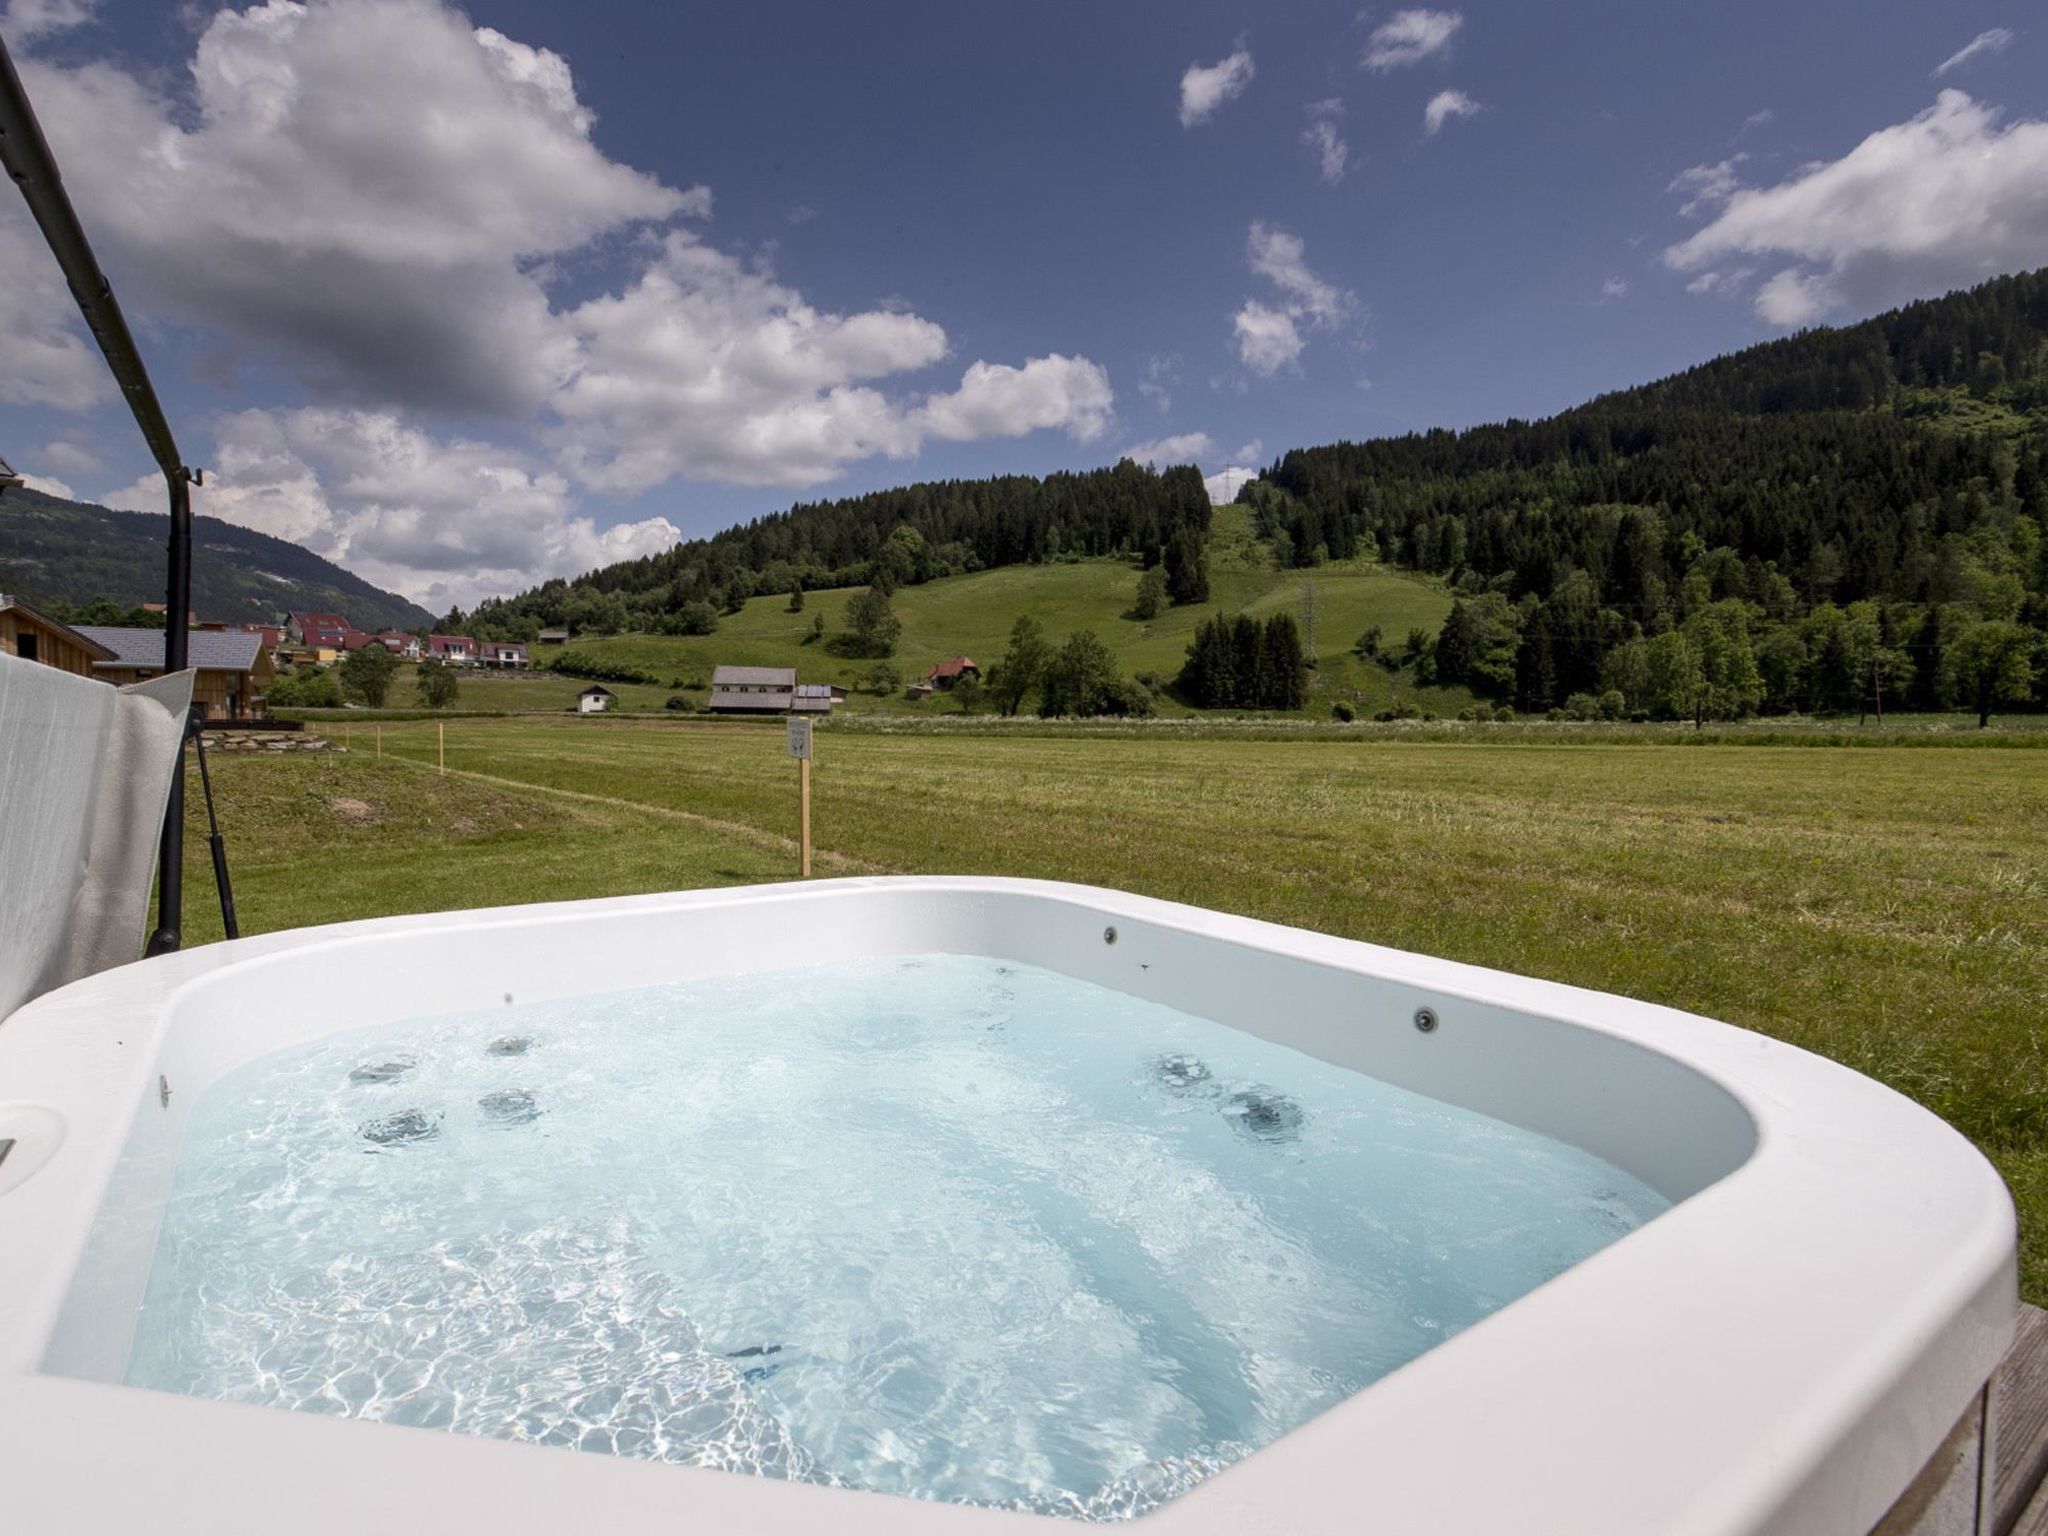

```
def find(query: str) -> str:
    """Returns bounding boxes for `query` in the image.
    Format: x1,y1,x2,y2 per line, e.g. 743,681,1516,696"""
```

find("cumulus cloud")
12,0,686,415
0,214,114,409
1664,91,2048,327
1232,223,1359,376
1423,89,1481,136
1233,302,1304,375
19,472,77,499
1,0,94,39
1179,48,1254,128
107,409,680,609
1119,432,1216,467
554,233,1111,491
1302,99,1350,184
1599,276,1629,301
1935,28,2014,77
1362,9,1461,70
915,355,1114,445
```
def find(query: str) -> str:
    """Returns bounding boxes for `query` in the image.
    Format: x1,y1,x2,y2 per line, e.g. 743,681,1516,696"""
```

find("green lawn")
181,717,2048,1304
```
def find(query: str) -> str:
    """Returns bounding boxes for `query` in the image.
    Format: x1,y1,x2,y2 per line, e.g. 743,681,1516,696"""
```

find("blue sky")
1,0,2042,608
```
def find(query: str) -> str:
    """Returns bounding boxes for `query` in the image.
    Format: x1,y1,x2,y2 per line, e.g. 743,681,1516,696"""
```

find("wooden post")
787,714,813,877
438,721,445,776
376,723,382,760
344,722,351,751
800,755,812,877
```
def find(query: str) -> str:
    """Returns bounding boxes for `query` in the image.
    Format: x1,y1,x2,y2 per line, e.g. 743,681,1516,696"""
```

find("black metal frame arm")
2,33,203,953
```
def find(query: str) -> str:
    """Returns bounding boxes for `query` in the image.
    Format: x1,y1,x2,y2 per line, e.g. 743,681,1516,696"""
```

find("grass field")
179,716,2048,1303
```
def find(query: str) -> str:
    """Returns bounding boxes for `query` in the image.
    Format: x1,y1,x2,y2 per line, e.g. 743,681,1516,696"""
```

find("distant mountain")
0,487,434,632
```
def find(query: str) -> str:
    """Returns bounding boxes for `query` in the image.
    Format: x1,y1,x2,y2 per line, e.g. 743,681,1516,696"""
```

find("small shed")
925,657,980,689
577,684,615,714
537,627,570,645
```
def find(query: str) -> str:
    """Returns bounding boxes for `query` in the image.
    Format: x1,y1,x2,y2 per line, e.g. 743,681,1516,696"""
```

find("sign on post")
788,715,813,877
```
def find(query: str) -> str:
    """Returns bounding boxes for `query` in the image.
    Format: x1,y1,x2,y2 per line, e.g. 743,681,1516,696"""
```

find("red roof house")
427,634,476,662
925,656,980,688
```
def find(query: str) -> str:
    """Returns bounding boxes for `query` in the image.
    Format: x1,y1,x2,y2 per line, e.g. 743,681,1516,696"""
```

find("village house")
708,664,835,715
0,593,119,677
374,630,423,660
427,634,475,664
478,640,530,668
286,610,351,649
577,684,615,713
536,627,570,645
925,657,980,689
73,626,274,720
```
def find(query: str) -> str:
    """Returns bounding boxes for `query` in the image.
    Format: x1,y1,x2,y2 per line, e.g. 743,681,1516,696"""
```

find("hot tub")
0,877,2018,1534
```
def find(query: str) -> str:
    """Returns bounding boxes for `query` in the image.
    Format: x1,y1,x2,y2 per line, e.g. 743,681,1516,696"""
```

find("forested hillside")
473,462,1212,639
0,487,433,632
482,269,2047,721
1248,268,2048,722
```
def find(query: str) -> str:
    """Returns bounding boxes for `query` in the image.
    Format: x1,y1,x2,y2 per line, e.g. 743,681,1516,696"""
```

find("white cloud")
1302,99,1350,184
1668,155,1748,218
1,0,94,39
1248,222,1357,329
12,0,686,415
1137,354,1180,415
553,231,1112,493
1683,266,1754,296
1599,276,1630,301
1423,89,1481,136
1179,47,1255,128
1233,223,1359,376
19,472,77,499
1361,9,1462,70
1119,432,1216,467
1741,108,1775,135
40,441,101,476
1664,91,2048,327
108,408,680,609
1935,28,2014,77
1233,301,1304,375
1203,466,1256,504
0,213,114,409
916,355,1114,445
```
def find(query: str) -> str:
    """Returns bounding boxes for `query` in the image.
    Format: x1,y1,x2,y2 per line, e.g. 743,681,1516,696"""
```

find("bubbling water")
127,955,1666,1518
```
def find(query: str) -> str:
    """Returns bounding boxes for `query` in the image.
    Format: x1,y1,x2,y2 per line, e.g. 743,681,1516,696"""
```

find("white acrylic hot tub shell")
0,877,2018,1536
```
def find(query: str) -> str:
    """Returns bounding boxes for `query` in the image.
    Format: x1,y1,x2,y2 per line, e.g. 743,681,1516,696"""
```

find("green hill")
548,506,1474,718
0,486,434,632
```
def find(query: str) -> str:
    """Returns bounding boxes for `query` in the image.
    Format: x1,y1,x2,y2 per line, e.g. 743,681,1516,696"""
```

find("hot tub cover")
0,650,193,1018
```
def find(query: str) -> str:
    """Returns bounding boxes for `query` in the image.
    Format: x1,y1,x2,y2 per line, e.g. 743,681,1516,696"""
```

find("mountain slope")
0,487,433,631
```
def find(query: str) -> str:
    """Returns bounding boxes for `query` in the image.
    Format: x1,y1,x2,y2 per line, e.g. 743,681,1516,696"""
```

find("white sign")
786,715,813,760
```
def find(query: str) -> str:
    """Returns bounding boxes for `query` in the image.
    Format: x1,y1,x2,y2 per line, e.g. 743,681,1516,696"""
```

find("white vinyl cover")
0,650,193,1019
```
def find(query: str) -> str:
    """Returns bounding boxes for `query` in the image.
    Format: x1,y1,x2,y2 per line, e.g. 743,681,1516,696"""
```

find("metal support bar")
2,33,201,953
188,715,238,941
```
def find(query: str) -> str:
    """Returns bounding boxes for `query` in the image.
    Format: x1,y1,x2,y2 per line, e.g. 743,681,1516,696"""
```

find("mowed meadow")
180,717,2048,1301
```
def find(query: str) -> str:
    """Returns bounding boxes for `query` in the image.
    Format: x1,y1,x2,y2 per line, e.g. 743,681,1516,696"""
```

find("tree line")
462,462,1213,641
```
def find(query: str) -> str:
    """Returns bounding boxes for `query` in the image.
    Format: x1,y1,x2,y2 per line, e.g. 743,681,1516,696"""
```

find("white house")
577,684,615,714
